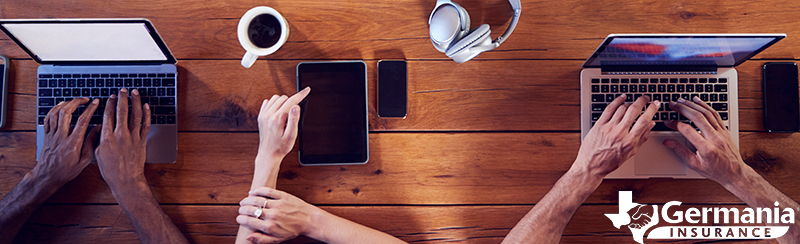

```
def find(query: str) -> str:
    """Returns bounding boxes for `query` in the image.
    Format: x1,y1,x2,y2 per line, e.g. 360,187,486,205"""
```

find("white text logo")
605,191,795,243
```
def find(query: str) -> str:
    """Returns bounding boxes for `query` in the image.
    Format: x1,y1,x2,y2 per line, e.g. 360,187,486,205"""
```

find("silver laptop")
580,34,784,178
0,19,179,163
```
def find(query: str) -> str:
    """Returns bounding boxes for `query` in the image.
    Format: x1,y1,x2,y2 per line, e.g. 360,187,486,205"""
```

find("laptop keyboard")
590,77,729,130
37,73,177,125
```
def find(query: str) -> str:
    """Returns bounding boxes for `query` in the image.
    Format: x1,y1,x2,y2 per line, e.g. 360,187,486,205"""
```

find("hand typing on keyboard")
663,96,800,244
575,94,661,177
91,88,188,243
95,88,151,190
35,97,100,188
662,96,745,183
0,98,102,242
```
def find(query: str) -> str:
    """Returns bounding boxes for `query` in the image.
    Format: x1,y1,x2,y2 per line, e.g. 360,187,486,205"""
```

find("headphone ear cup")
429,2,471,53
445,24,491,62
453,3,470,33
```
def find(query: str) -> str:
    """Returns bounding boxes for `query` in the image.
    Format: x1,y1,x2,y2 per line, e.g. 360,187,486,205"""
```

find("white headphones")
428,0,521,63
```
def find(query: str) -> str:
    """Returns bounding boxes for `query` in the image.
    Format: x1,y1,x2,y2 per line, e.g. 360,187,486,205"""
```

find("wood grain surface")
1,0,800,61
1,0,799,243
2,131,800,206
14,204,778,244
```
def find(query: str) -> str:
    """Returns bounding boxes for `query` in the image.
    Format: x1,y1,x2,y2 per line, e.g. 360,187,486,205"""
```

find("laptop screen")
0,19,176,64
583,34,785,68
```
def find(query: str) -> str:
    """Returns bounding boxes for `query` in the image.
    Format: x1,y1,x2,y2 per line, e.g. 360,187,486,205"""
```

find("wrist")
109,180,158,216
254,153,283,170
251,155,283,189
28,165,67,190
108,177,149,199
568,159,605,187
718,164,758,195
19,171,61,201
256,147,287,162
304,206,329,241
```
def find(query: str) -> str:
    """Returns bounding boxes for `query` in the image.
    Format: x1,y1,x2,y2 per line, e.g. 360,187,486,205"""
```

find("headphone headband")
493,8,521,47
509,0,522,10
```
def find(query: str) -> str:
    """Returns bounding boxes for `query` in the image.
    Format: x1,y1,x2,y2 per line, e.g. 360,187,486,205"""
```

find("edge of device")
295,60,370,166
0,55,8,129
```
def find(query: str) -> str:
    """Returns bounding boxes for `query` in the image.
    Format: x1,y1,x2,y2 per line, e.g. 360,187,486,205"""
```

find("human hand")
34,98,100,187
236,187,319,244
250,87,311,190
663,97,745,184
574,95,660,177
95,89,152,190
257,87,310,160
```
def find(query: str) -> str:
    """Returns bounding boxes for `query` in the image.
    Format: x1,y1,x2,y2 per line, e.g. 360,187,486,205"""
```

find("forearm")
502,164,603,244
720,167,800,243
250,155,282,190
308,207,406,244
236,155,283,244
112,181,188,244
0,172,61,242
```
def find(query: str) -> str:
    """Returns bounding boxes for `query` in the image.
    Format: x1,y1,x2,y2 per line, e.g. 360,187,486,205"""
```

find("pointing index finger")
279,87,311,113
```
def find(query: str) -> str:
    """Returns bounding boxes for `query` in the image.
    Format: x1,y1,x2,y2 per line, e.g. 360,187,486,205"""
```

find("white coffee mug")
237,6,289,68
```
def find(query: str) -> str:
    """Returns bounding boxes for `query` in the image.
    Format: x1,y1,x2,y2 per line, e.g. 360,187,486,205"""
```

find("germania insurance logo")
605,191,795,243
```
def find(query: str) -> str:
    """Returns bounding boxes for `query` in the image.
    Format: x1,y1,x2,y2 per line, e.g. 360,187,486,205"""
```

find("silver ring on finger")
253,207,263,219
262,198,268,208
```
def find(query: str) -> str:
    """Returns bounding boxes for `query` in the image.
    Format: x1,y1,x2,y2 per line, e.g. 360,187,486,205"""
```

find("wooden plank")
13,204,778,244
2,0,800,61
3,59,794,132
2,132,799,205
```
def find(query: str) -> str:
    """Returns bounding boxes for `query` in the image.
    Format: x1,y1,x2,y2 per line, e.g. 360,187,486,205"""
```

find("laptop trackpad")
634,135,688,176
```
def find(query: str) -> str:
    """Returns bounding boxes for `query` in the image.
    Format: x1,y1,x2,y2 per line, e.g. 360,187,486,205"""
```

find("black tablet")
297,61,369,165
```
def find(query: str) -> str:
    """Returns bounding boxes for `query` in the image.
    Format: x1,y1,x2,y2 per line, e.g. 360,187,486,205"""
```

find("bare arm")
310,213,406,244
0,98,99,242
235,155,283,244
236,88,405,244
665,97,800,243
239,187,406,244
503,95,659,243
111,180,188,243
95,89,188,244
0,172,61,241
502,167,602,243
724,168,800,242
235,88,310,244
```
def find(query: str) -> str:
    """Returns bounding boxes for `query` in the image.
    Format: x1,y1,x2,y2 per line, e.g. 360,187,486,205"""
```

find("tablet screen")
297,61,368,165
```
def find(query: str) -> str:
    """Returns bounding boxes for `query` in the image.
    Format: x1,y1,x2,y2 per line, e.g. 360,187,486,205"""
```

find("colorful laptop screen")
583,35,784,68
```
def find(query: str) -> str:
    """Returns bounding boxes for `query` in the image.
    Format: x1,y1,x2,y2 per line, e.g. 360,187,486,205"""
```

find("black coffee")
248,14,282,48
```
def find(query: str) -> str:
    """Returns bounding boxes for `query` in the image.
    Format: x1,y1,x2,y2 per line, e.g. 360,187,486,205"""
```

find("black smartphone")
0,55,8,129
378,60,407,118
763,62,800,132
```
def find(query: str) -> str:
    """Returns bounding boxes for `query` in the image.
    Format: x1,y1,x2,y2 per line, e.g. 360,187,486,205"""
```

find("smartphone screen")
763,62,800,132
378,60,407,118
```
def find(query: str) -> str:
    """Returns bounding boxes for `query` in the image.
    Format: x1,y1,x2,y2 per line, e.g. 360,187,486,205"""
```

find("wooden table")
2,0,799,243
